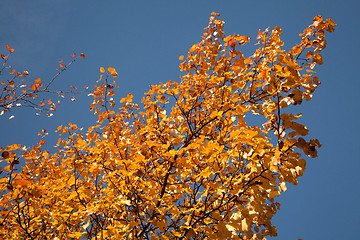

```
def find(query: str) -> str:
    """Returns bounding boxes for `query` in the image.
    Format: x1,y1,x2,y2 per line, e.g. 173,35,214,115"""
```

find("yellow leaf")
279,182,287,192
241,218,249,232
269,190,280,198
272,149,280,165
68,176,76,185
168,149,176,156
100,67,105,73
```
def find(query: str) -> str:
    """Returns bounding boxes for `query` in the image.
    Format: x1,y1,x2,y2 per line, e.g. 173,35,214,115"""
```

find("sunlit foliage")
0,13,335,239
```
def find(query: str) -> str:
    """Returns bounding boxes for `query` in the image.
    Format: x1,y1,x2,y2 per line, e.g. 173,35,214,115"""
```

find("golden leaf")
108,67,115,73
120,93,133,103
14,179,30,186
312,54,323,65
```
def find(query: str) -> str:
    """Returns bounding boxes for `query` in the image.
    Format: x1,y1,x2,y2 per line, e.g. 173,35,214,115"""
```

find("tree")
0,13,335,239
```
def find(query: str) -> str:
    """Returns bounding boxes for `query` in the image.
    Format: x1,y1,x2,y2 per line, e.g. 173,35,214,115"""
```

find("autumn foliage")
0,13,335,239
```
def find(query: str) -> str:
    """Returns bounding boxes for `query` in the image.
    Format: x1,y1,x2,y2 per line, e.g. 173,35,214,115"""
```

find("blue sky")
0,0,359,239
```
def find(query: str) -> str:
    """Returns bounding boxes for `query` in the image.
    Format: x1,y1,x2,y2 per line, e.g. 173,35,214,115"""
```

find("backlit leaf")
312,54,323,65
6,44,14,53
108,67,115,73
14,179,30,186
306,51,314,58
120,93,133,103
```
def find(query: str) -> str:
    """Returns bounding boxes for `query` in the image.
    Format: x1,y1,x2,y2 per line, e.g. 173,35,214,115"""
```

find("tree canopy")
0,13,335,239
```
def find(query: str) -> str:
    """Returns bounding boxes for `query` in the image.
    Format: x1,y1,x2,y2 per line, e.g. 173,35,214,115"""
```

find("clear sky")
0,0,359,239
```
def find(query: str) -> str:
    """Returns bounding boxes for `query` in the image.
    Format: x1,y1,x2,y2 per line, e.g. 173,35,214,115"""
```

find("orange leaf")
30,84,38,91
111,71,118,77
7,144,21,151
3,165,12,171
56,125,63,132
224,35,232,43
80,53,86,59
233,59,245,68
108,67,115,73
9,69,15,74
1,54,7,59
306,51,314,58
233,35,250,45
71,53,76,57
69,85,77,90
312,54,323,65
120,93,133,103
14,179,30,186
6,44,14,53
256,29,262,39
100,67,105,73
179,55,184,61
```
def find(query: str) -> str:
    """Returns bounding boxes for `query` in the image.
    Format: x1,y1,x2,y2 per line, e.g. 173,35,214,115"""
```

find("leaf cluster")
0,48,86,118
